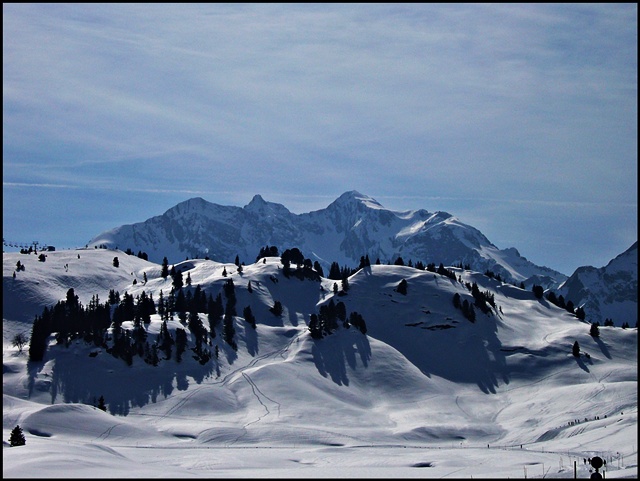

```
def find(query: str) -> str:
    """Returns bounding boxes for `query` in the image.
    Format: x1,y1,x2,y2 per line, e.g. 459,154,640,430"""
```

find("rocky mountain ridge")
88,191,567,289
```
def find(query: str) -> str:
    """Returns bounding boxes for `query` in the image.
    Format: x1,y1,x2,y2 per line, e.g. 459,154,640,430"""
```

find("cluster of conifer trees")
31,244,595,368
308,299,367,339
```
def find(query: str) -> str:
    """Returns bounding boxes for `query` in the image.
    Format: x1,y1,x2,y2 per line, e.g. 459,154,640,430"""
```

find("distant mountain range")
556,241,637,327
88,191,567,289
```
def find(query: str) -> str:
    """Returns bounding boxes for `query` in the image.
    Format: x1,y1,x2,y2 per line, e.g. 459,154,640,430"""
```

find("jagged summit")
244,194,291,216
88,191,567,288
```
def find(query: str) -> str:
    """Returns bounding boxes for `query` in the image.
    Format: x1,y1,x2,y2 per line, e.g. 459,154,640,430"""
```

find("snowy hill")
557,242,638,327
3,248,637,478
87,191,567,288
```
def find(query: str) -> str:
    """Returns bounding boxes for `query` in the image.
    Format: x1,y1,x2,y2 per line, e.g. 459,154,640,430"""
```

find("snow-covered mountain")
2,248,637,478
556,242,638,327
88,191,566,288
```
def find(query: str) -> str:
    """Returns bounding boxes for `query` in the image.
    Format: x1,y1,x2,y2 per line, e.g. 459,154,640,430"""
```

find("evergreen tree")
565,300,575,314
97,395,107,412
28,312,51,362
175,328,187,362
161,257,169,279
532,284,544,299
207,293,223,337
341,275,350,293
320,300,338,334
557,295,567,309
396,279,408,295
172,269,183,290
328,262,341,280
270,301,283,317
223,307,237,351
112,256,119,268
572,341,580,357
308,313,323,339
188,310,206,354
349,311,367,334
158,319,174,360
590,322,600,337
452,292,462,309
157,290,165,319
575,306,586,321
9,425,26,446
313,261,325,277
175,289,187,324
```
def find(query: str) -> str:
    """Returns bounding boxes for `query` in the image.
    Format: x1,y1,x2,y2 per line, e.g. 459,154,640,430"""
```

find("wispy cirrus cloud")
3,3,636,273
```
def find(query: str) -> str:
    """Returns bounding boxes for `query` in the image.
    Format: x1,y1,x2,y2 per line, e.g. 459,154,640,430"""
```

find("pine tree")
159,319,174,359
172,269,183,290
270,301,283,317
161,257,169,279
452,292,462,309
9,425,26,446
97,395,107,412
341,275,350,293
313,261,325,277
208,293,223,337
349,311,367,334
28,313,50,362
396,279,408,295
112,256,119,267
572,341,580,357
532,285,544,299
308,313,323,339
590,322,600,337
175,328,187,362
223,309,237,351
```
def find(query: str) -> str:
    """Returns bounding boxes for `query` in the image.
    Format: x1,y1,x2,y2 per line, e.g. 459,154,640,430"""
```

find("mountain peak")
246,194,267,208
244,194,290,216
331,190,385,210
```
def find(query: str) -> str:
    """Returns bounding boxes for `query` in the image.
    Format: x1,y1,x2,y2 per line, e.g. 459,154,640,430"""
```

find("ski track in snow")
138,327,304,424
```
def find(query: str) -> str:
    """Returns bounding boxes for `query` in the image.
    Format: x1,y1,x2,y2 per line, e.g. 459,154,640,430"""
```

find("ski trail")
148,327,305,421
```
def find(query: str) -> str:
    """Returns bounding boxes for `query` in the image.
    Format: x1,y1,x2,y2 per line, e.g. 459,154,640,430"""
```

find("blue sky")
3,3,637,275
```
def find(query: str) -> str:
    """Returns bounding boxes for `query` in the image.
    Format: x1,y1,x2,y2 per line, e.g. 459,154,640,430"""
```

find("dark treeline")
26,244,596,368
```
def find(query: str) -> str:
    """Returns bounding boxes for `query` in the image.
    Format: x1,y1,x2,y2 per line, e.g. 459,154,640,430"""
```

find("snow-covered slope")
3,249,637,478
87,191,567,288
557,242,638,327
